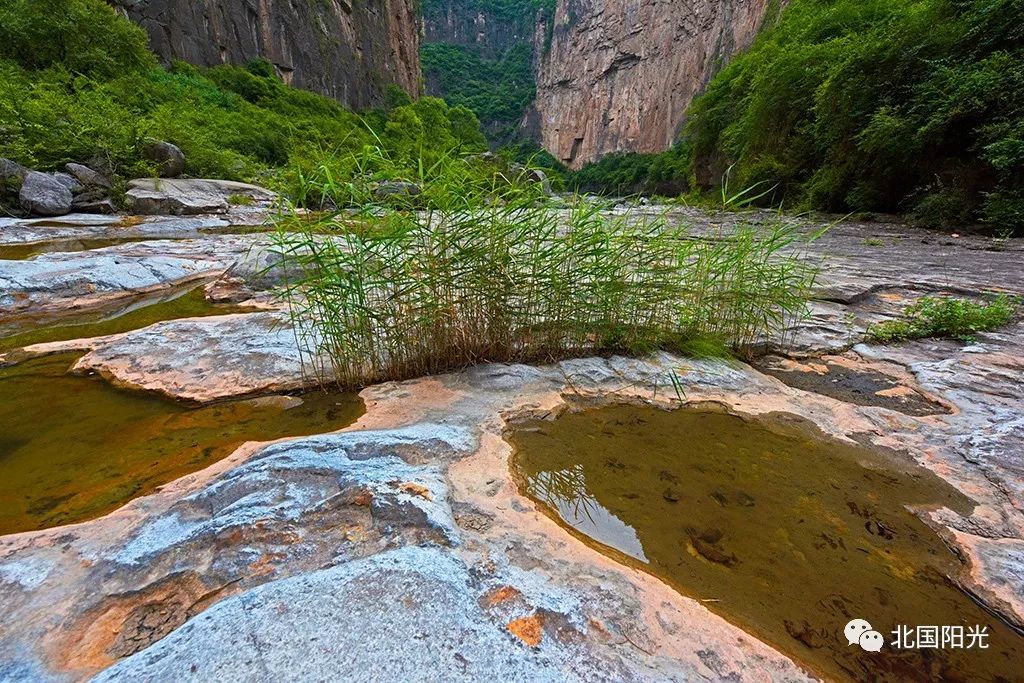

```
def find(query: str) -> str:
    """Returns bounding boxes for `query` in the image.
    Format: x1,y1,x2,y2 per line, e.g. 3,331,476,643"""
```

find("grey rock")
373,180,422,199
528,168,553,195
141,140,186,178
70,197,117,214
71,311,319,402
0,157,27,183
50,171,82,195
64,162,112,189
93,547,632,683
0,237,250,329
125,178,276,215
17,171,72,216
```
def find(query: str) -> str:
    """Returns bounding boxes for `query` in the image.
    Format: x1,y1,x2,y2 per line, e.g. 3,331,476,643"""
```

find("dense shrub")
683,0,1024,233
569,147,691,197
421,42,536,142
869,295,1017,343
0,0,154,79
0,0,488,190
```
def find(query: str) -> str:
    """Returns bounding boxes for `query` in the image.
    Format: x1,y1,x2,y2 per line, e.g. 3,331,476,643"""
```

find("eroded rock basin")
510,405,1024,682
0,286,259,353
0,353,363,535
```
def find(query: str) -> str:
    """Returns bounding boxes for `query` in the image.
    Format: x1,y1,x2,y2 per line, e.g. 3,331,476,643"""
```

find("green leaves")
271,155,819,388
869,295,1018,343
682,0,1024,232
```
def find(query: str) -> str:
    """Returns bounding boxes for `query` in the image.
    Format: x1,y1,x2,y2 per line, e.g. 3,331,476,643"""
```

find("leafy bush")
0,0,154,79
0,0,487,190
683,0,1024,232
869,295,1017,343
271,153,818,387
421,42,536,142
569,147,691,197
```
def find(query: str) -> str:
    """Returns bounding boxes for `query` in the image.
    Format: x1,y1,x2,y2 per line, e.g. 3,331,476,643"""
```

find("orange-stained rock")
507,614,544,647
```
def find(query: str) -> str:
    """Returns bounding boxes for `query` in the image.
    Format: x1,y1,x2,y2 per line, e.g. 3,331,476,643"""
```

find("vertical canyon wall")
530,0,779,168
111,0,420,109
423,0,540,59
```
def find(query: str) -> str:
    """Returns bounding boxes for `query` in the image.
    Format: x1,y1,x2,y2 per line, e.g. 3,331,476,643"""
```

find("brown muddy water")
0,237,159,261
0,353,363,535
0,286,258,352
509,405,1024,682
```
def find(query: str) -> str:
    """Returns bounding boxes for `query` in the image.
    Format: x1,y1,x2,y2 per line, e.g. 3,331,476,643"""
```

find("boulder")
527,168,553,195
51,171,83,195
373,180,422,199
125,178,277,215
141,139,186,178
18,171,73,216
65,162,112,189
0,157,27,183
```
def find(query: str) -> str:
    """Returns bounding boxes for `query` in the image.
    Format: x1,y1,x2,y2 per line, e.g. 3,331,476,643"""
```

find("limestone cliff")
423,0,542,59
531,0,779,168
111,0,420,109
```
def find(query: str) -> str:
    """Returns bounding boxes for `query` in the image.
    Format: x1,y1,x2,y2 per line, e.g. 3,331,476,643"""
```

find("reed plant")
270,152,818,388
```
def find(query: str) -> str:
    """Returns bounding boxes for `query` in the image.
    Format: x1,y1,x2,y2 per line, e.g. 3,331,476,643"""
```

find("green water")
0,237,159,261
0,287,257,352
0,354,363,535
510,405,1024,682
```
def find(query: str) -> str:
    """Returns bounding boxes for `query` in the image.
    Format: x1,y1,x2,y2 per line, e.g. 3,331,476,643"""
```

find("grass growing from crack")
270,152,819,388
869,295,1017,344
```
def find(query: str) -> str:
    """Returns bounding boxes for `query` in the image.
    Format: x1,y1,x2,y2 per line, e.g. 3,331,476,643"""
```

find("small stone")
373,181,421,199
0,157,28,182
526,168,552,195
71,197,118,214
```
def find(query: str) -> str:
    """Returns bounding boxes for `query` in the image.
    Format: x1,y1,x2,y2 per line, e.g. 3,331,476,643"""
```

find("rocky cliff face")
112,0,420,109
423,0,541,58
530,0,779,168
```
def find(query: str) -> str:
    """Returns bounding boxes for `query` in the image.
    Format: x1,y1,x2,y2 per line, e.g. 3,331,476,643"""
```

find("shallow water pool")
509,404,1023,682
0,354,362,535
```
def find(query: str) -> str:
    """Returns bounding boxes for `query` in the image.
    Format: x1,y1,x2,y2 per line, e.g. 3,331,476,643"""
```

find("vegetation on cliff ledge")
570,0,1024,234
420,0,552,145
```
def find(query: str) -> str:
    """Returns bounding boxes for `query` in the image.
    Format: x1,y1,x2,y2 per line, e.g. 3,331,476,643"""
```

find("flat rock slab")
0,210,275,249
71,312,317,403
0,236,274,330
0,357,820,683
126,179,277,216
93,547,699,683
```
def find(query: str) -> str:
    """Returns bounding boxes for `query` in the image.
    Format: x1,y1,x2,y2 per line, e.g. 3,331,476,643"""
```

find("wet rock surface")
0,205,1022,681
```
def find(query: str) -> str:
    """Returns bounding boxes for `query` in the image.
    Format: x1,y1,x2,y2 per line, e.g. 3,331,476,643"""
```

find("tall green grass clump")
271,150,818,388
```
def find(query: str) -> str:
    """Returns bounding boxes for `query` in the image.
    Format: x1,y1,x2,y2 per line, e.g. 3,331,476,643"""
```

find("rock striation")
530,0,780,167
112,0,421,108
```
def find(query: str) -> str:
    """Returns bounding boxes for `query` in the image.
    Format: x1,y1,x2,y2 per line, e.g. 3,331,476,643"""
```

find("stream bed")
0,286,257,352
509,404,1024,682
0,353,363,535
